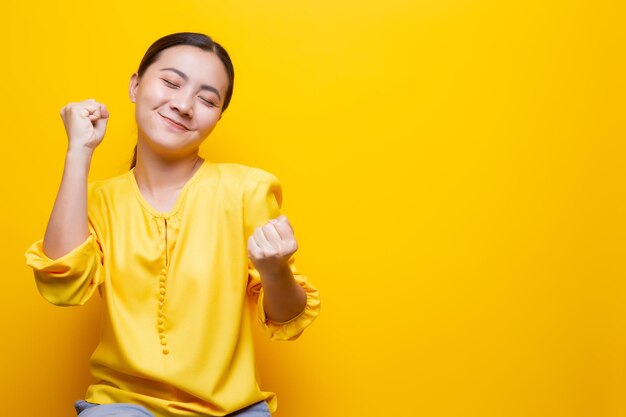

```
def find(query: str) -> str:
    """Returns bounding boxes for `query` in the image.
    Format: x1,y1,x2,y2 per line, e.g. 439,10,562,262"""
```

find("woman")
24,32,320,417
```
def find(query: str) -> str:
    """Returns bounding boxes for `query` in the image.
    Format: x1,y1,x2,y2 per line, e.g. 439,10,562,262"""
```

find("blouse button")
159,295,165,302
160,338,167,346
162,348,170,355
158,325,166,332
160,288,166,295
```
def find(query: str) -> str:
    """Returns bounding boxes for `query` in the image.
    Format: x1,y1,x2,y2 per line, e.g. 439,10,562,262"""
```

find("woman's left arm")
248,215,307,322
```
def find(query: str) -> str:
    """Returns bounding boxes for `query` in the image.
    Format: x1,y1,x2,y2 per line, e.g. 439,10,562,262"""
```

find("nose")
170,89,194,118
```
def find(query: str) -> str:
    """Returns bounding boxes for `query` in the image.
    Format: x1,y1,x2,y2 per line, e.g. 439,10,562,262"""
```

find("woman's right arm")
42,99,109,260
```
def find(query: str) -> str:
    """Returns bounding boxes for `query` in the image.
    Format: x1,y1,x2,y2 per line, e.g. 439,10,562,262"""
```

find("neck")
133,142,204,196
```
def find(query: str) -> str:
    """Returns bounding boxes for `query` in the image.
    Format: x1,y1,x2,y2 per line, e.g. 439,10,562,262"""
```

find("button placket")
157,217,170,356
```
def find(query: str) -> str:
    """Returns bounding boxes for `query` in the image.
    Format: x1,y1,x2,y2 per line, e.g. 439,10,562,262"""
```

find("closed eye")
199,97,218,107
162,79,179,88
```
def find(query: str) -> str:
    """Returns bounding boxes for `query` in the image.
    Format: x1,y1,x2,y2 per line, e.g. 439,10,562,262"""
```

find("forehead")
149,45,229,90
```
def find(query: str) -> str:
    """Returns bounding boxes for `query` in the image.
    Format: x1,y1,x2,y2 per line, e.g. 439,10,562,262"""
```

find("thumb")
99,104,110,119
93,105,109,139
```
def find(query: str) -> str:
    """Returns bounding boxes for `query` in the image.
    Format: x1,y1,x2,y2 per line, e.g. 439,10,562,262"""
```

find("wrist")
257,262,293,282
66,146,94,162
64,148,94,177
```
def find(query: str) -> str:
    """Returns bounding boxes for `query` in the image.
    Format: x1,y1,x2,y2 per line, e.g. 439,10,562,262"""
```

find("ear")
129,73,139,103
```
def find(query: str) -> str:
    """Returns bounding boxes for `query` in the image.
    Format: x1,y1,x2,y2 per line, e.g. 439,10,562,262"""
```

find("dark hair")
130,32,235,169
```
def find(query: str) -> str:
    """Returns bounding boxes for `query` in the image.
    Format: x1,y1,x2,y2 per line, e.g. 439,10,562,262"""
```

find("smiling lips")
160,113,189,130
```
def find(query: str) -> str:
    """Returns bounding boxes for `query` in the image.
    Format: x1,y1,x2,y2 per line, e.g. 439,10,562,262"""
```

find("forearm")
42,149,93,259
261,264,307,323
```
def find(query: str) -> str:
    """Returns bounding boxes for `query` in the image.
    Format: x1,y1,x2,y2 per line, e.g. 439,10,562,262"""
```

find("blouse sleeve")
243,169,321,341
24,186,105,306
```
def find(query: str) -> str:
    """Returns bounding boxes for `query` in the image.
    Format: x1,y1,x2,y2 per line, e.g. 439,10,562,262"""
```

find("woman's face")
129,45,230,157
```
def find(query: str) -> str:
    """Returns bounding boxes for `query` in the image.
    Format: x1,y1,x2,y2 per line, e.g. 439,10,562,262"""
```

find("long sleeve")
243,169,320,341
22,162,320,416
24,186,105,306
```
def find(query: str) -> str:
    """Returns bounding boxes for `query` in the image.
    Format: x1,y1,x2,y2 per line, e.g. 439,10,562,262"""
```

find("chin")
152,136,205,158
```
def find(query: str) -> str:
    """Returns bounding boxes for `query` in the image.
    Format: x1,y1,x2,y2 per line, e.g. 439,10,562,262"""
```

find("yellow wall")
3,0,626,416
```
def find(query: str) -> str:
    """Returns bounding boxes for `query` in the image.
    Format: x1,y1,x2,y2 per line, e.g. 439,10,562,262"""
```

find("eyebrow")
159,67,222,100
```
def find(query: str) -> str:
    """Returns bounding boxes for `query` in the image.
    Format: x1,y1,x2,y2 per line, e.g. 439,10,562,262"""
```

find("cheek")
138,82,169,108
198,109,221,127
207,114,222,130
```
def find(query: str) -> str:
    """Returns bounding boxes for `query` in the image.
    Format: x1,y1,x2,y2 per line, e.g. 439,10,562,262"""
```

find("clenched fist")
60,99,109,151
248,215,298,276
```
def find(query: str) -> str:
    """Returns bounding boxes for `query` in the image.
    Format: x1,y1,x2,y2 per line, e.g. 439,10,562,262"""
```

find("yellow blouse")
24,161,320,417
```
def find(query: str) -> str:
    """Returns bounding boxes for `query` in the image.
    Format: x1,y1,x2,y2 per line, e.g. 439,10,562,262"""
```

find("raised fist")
60,98,109,151
248,215,298,276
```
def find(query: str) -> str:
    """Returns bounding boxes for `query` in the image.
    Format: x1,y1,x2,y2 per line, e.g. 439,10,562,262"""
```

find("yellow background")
2,0,626,416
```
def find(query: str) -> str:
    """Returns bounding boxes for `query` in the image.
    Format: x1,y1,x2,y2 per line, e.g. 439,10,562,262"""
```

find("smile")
159,114,189,131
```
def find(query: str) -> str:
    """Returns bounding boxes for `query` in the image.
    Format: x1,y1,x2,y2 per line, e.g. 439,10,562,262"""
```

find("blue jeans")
74,400,271,417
